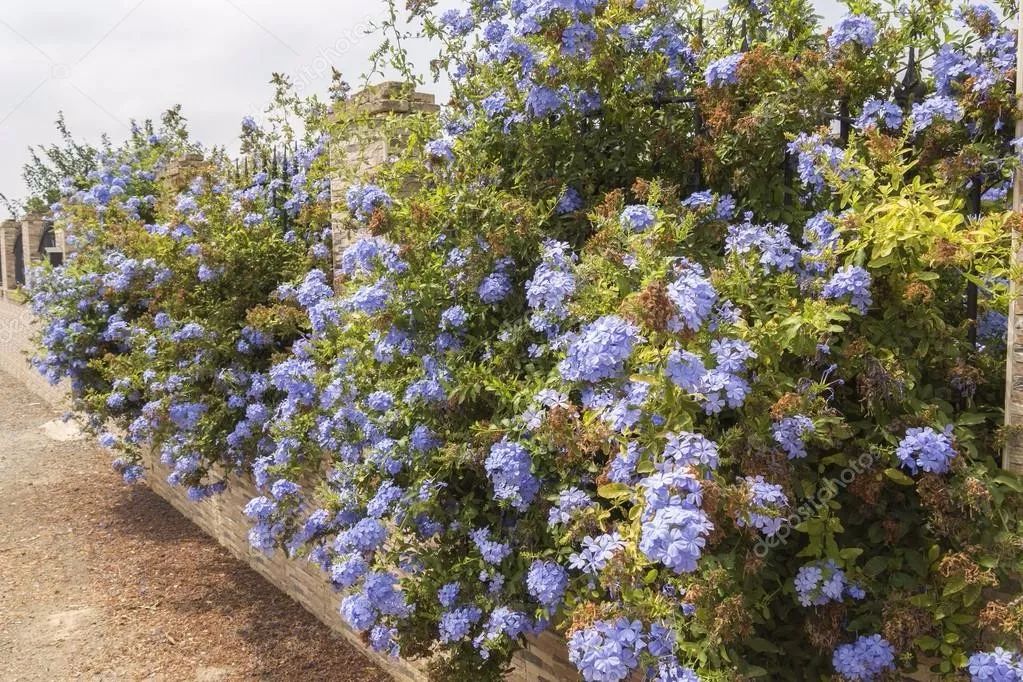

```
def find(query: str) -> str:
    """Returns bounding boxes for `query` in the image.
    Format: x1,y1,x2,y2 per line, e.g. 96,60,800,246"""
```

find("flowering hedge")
27,0,1023,680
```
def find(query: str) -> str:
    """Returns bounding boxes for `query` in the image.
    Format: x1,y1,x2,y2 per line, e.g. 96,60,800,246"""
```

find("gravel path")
0,369,388,681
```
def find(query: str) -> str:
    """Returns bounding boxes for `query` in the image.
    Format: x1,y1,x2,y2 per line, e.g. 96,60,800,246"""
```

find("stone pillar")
19,215,46,290
1004,8,1023,474
0,221,11,293
329,82,439,285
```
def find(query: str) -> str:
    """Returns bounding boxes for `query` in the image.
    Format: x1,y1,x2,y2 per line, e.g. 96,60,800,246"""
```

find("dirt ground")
0,369,388,681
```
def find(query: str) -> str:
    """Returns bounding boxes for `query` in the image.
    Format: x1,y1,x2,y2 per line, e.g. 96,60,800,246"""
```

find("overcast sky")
0,0,844,208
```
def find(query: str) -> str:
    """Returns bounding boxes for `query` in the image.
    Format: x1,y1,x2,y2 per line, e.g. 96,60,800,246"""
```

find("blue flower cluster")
620,205,656,232
665,341,752,415
933,15,1016,101
526,559,568,609
665,265,717,332
526,239,577,333
559,315,641,383
896,426,957,475
793,560,864,606
704,53,743,87
568,532,624,574
772,415,814,459
910,95,964,134
345,183,394,222
854,98,903,132
828,14,878,51
484,438,539,510
637,430,716,573
567,618,645,682
831,634,895,681
822,266,872,313
788,133,846,195
968,648,1023,681
736,476,788,537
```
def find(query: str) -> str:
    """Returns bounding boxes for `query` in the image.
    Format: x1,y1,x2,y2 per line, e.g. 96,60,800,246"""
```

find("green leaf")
597,483,632,500
746,638,781,653
839,547,863,561
942,575,967,597
884,468,915,486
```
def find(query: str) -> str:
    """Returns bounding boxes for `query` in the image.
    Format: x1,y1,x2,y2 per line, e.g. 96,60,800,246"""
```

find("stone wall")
329,82,439,280
0,299,66,407
1,220,18,291
0,215,57,293
20,215,47,290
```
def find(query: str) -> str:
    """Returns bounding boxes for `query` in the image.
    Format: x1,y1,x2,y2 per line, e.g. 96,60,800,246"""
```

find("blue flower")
822,266,872,313
559,315,641,383
366,390,394,412
524,84,564,118
482,91,509,118
337,517,388,552
666,268,717,331
438,582,461,608
478,269,512,303
439,605,482,643
568,532,624,574
526,239,577,326
470,527,512,564
896,426,957,475
426,137,455,164
772,415,815,459
788,132,846,194
705,53,743,86
663,431,720,470
369,625,399,656
526,559,568,608
832,634,895,681
910,95,965,134
340,593,377,631
440,304,469,330
968,648,1023,681
548,486,593,525
567,618,645,682
855,98,903,131
794,560,862,606
439,8,475,35
620,205,656,232
345,279,392,315
556,187,583,214
828,15,878,51
737,476,788,537
340,236,406,276
331,554,368,588
345,183,393,222
484,438,539,510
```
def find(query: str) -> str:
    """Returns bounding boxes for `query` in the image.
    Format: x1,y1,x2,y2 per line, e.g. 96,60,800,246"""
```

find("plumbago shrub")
29,103,334,495
27,0,1023,681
